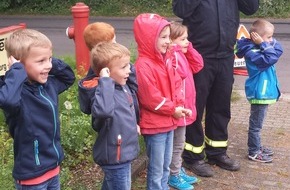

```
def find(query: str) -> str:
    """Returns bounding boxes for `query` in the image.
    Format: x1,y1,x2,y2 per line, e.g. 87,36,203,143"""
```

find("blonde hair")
83,22,115,50
90,42,130,75
5,29,52,62
250,19,274,37
170,21,188,40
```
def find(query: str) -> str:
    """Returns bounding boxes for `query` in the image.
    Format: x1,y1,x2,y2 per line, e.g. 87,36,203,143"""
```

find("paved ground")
133,90,290,190
190,90,290,190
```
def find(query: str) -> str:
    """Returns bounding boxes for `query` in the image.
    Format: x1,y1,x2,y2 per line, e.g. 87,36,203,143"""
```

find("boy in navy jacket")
1,29,75,189
81,42,140,190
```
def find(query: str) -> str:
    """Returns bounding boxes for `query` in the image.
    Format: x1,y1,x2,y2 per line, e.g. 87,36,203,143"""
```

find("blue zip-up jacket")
0,58,75,180
87,77,139,166
236,37,283,104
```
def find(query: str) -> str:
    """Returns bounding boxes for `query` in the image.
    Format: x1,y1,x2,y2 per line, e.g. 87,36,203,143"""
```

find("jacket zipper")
38,86,60,165
34,140,40,165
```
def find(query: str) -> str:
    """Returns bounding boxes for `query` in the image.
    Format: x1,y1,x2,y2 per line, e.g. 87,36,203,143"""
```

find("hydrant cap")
71,2,89,12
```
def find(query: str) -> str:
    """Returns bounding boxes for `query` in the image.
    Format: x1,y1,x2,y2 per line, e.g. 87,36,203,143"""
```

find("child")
168,21,204,190
87,42,140,190
236,19,283,163
78,22,139,121
78,22,118,114
2,29,75,189
133,13,190,190
83,22,116,51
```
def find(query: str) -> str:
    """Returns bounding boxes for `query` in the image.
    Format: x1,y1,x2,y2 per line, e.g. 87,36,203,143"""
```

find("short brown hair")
90,42,130,75
250,19,274,37
83,22,115,50
170,21,188,40
5,29,52,62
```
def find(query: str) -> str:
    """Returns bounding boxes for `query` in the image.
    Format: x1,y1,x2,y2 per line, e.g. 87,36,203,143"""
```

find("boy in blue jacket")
236,19,283,163
78,22,139,123
1,29,75,189
84,42,140,190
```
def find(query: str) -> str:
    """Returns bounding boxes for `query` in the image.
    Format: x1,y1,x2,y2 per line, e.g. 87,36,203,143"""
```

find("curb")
132,152,147,181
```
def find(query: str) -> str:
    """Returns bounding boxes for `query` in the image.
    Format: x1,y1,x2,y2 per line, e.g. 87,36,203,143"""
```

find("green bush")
254,0,290,18
1,0,288,18
0,0,173,16
0,121,14,189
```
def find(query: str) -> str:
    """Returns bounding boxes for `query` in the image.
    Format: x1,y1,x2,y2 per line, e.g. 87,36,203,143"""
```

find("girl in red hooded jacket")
133,14,190,190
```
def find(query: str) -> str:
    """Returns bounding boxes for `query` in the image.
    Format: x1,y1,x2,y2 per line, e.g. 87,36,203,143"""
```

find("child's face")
172,31,189,53
23,46,52,84
260,28,274,43
109,55,131,86
157,26,170,54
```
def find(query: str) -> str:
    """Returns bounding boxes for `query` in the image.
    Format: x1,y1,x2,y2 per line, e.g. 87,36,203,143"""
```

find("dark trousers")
183,56,234,163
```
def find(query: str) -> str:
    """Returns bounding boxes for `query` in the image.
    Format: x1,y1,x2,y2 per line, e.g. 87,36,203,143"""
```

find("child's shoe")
180,167,198,184
248,152,273,163
168,174,194,190
260,146,274,156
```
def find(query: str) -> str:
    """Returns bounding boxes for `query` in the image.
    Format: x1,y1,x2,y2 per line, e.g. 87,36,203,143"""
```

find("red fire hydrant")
66,2,90,76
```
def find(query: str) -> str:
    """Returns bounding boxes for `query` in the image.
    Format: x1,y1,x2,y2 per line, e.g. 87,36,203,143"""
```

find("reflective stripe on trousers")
205,135,228,147
184,142,204,154
184,136,228,154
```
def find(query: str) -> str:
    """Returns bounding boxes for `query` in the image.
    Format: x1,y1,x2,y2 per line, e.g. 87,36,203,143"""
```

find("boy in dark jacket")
2,29,75,189
236,19,283,163
78,22,139,122
84,42,140,190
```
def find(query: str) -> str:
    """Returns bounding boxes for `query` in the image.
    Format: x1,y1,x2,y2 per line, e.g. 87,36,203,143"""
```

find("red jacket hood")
133,13,170,63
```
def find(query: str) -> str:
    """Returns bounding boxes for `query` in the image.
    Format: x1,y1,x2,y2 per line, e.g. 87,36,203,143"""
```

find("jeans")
15,175,60,190
170,126,186,175
101,162,131,190
248,104,268,155
144,130,173,190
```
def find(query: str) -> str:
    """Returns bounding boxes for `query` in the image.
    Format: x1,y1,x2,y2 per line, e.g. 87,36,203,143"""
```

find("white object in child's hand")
8,55,19,68
99,67,110,77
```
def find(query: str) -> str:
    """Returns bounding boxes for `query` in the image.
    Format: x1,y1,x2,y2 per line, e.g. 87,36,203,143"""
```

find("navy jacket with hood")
93,78,139,166
78,64,139,123
0,58,75,180
78,70,140,166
